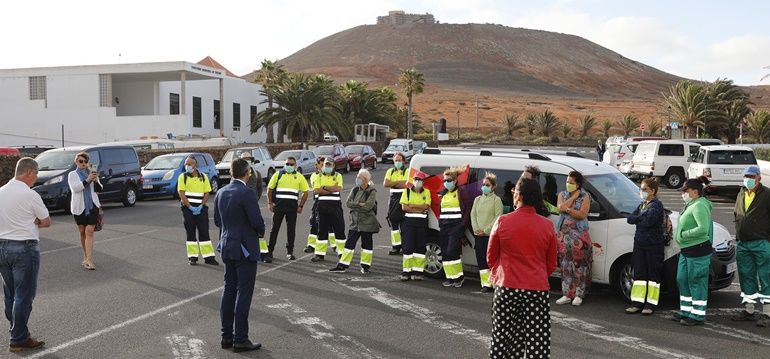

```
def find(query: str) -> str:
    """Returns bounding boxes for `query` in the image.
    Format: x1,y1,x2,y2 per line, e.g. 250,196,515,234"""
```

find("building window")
29,76,46,101
170,93,180,115
192,97,202,128
98,74,112,107
250,105,257,132
233,103,241,131
213,100,220,129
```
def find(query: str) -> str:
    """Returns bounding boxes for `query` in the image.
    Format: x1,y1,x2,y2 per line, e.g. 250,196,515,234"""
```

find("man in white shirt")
0,157,50,352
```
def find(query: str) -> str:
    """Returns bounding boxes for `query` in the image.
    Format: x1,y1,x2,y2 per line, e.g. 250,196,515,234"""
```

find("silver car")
273,150,316,177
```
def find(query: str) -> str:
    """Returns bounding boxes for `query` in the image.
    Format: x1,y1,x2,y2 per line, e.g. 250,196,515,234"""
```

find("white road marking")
27,254,310,358
660,308,743,316
702,321,770,347
551,311,703,358
41,229,161,255
266,299,384,359
165,334,206,359
334,279,491,347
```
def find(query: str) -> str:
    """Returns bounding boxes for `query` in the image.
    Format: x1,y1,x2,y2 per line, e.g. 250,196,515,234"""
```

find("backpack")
269,170,286,203
351,186,377,215
662,207,673,246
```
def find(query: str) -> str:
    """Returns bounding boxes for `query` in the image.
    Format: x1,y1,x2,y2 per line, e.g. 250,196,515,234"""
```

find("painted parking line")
41,229,161,255
657,313,770,347
28,253,312,358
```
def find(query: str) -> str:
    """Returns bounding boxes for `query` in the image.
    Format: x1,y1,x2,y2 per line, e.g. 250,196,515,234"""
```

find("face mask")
745,178,757,189
394,161,404,169
444,180,455,190
323,166,333,174
640,190,648,201
284,165,295,173
414,180,423,189
566,183,578,193
355,178,363,187
481,185,493,194
185,165,194,174
682,192,693,204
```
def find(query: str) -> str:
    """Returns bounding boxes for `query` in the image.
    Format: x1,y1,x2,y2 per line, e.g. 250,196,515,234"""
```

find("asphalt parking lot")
15,162,770,358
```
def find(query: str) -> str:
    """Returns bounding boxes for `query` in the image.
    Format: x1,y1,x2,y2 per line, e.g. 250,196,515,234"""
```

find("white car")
604,141,640,170
216,147,275,185
631,140,701,188
688,145,757,197
411,148,736,301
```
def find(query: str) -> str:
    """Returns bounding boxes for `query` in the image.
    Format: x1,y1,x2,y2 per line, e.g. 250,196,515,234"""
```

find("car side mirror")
253,160,260,164
303,158,309,161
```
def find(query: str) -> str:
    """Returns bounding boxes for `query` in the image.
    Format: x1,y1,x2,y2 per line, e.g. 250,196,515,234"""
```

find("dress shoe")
304,246,314,253
204,258,219,266
311,255,325,262
286,254,296,260
233,339,262,352
221,338,233,349
9,338,44,352
480,286,494,293
263,255,273,263
188,257,198,266
388,248,401,255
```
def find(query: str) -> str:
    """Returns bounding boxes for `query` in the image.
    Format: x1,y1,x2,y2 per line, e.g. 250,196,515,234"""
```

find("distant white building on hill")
0,57,269,146
377,11,436,26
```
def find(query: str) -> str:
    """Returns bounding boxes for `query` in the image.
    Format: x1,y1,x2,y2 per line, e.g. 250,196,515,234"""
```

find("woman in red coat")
488,178,558,359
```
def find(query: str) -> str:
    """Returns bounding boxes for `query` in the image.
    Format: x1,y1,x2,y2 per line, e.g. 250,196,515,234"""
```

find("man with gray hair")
0,157,50,352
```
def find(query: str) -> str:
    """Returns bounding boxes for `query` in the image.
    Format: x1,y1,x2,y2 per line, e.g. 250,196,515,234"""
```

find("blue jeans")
0,240,40,344
221,259,257,343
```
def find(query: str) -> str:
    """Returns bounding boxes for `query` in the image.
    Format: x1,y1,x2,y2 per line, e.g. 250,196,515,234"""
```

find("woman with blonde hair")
439,166,468,287
68,152,102,270
470,171,503,293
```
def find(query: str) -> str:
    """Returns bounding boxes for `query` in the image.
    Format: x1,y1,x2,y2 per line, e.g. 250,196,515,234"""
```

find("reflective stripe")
318,196,341,201
186,242,200,257
390,189,405,193
646,281,660,306
306,234,317,248
441,207,461,212
439,213,462,219
199,241,215,258
680,296,693,302
259,238,269,253
412,253,426,272
276,187,299,193
275,194,299,200
315,240,328,256
742,292,759,304
391,230,401,246
690,309,706,316
630,280,647,303
402,254,413,271
443,259,464,279
692,300,708,306
479,269,491,288
187,198,204,204
680,306,693,312
185,192,205,197
405,213,428,218
340,248,354,266
361,249,373,266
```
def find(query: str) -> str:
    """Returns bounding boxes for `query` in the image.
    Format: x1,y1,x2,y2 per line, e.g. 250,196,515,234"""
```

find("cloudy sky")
3,0,769,85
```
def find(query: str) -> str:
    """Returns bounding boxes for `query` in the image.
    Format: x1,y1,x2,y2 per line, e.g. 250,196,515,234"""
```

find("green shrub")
755,148,770,161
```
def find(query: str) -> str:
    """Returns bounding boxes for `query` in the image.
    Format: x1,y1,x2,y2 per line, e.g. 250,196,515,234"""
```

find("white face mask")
681,192,693,204
640,190,647,201
413,180,423,189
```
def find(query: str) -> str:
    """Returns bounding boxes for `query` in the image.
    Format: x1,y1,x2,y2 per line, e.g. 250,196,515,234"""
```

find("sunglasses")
77,159,88,164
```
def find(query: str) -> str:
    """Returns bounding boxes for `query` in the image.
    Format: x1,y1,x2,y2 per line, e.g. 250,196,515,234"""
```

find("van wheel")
210,178,219,194
424,241,445,279
664,169,685,189
611,255,633,303
122,186,138,207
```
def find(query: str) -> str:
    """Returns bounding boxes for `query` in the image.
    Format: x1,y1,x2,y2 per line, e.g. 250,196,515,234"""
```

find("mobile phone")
88,163,98,173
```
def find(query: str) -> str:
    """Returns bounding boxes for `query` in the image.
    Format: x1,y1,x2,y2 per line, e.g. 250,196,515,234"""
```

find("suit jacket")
214,179,265,262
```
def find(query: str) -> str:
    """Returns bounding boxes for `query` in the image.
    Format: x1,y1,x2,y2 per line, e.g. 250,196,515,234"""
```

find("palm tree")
525,113,538,136
616,115,640,137
504,113,524,136
747,111,770,144
398,68,425,139
561,123,573,138
577,115,596,138
537,110,560,137
664,80,708,138
646,120,661,137
252,59,287,143
707,78,752,143
601,119,613,138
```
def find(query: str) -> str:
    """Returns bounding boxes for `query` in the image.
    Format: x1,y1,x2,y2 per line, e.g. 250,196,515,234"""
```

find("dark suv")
33,145,143,212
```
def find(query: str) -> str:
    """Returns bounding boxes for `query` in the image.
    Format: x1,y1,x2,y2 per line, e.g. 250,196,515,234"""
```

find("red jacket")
487,206,557,291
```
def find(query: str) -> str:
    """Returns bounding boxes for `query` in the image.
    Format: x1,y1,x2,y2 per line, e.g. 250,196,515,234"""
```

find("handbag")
94,208,104,232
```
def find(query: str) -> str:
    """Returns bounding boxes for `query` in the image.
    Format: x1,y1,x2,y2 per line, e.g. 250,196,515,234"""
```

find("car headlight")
44,175,64,186
162,170,175,181
354,156,361,162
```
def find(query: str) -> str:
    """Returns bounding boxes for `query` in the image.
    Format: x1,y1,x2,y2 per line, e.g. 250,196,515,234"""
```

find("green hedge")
755,148,770,161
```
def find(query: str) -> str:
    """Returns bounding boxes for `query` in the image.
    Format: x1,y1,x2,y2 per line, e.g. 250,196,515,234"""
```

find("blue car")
141,152,219,199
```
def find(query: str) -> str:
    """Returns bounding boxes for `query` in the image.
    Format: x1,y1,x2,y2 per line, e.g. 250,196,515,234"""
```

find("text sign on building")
187,64,224,78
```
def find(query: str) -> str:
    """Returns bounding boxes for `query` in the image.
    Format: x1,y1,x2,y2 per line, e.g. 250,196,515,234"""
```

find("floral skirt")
557,220,593,299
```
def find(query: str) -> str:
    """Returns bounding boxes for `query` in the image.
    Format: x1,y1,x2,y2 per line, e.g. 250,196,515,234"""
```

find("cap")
679,178,705,192
743,165,761,176
413,172,427,180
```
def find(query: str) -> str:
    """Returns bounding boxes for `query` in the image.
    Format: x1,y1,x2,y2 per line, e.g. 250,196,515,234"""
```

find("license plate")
220,175,230,179
143,185,153,190
726,261,737,274
724,168,743,174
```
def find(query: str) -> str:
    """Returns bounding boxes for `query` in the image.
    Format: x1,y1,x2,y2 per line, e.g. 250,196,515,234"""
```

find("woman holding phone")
68,152,102,270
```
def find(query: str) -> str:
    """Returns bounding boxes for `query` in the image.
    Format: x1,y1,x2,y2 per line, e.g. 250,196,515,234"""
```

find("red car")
345,145,377,170
313,144,350,172
0,147,20,155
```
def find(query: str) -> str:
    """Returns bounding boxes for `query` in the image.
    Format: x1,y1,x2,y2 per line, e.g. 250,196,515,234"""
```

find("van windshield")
222,149,253,162
145,156,183,170
586,172,642,214
387,145,406,152
35,151,77,171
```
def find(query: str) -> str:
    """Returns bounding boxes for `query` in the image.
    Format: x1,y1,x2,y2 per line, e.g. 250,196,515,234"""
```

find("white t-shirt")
0,179,49,240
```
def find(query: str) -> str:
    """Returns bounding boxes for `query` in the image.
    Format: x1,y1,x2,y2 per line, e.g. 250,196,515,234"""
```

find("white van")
381,139,414,163
688,145,757,197
604,141,640,169
411,148,736,300
631,140,701,188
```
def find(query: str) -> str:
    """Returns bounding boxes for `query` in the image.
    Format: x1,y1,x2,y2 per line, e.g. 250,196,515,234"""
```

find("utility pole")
475,95,479,130
456,109,460,140
61,124,64,147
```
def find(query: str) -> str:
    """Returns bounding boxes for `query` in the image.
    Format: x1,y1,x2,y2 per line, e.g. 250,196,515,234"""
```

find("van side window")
658,144,684,156
474,169,523,211
252,149,264,162
540,173,567,207
88,151,101,169
120,149,138,164
102,149,122,165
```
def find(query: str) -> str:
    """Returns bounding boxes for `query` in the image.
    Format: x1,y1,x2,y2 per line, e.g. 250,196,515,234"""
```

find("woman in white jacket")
68,152,102,270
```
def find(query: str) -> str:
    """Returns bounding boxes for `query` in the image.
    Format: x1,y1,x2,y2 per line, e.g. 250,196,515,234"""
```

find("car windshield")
145,156,183,170
35,151,77,171
707,150,756,165
346,145,364,154
222,149,253,162
275,151,302,161
314,147,333,155
387,145,406,152
587,172,642,214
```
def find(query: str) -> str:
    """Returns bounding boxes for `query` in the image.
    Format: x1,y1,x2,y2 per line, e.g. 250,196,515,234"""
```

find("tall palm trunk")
407,95,413,139
265,97,275,143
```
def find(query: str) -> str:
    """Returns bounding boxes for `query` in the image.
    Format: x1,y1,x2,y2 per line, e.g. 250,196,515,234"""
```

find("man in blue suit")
214,158,265,352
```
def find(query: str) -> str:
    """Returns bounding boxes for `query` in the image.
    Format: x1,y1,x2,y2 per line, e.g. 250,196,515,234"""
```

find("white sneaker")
555,296,572,305
572,297,583,306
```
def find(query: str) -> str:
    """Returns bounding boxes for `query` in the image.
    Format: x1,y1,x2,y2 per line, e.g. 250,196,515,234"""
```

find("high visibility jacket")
440,189,461,220
177,172,211,206
314,172,344,205
385,168,408,195
400,188,431,219
268,171,309,211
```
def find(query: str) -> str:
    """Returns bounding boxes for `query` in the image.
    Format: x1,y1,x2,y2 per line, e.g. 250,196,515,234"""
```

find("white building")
0,57,270,146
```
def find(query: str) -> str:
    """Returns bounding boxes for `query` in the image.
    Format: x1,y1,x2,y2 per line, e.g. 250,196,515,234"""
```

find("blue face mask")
284,165,295,173
323,166,333,174
481,185,493,194
394,161,404,169
185,165,194,174
355,178,363,187
444,180,455,190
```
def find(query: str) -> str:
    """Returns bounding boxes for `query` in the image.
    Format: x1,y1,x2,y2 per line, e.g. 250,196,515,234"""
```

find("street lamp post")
667,105,671,139
456,109,460,140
